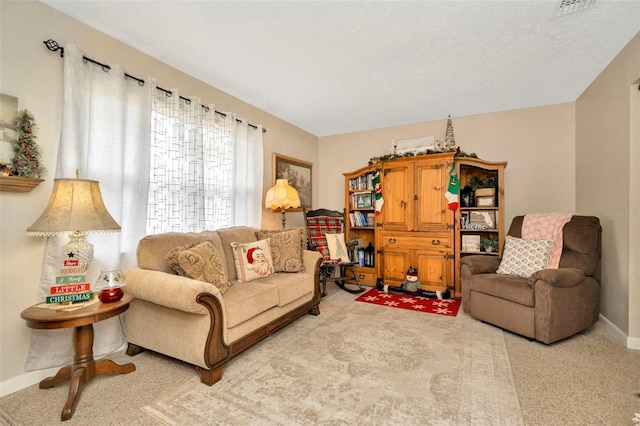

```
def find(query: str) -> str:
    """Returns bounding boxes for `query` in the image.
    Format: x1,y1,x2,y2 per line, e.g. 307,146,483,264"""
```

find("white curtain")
25,45,152,370
147,84,263,234
233,118,264,227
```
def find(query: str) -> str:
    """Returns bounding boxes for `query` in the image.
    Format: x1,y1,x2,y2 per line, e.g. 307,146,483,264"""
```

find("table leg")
61,367,85,421
39,365,72,389
95,358,136,375
39,323,135,421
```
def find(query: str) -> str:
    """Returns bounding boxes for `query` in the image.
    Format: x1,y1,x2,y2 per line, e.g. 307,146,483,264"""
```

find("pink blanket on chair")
522,212,573,269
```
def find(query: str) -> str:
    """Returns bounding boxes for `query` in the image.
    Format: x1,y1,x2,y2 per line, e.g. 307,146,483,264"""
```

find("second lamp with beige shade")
264,179,301,229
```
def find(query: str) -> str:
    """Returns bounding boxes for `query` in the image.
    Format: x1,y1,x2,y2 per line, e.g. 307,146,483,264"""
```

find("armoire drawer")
379,232,452,250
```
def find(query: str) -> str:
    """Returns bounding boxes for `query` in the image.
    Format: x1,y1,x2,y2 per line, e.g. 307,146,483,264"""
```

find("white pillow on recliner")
496,236,555,278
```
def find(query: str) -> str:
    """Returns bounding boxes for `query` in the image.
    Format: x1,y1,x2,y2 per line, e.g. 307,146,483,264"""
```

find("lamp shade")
264,179,301,210
27,178,121,236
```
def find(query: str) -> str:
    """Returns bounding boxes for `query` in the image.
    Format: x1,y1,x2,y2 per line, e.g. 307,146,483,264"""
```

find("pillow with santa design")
231,239,275,282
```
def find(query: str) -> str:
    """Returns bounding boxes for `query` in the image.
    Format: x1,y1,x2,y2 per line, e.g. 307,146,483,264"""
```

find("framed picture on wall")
273,153,313,210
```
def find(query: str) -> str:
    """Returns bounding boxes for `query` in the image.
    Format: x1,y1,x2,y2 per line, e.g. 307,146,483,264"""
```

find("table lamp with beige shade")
27,172,122,299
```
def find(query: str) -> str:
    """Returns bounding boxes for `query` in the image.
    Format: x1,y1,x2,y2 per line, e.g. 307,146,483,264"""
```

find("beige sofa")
124,226,322,385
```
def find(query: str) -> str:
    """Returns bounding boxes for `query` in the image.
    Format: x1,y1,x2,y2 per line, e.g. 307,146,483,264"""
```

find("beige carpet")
142,290,523,425
0,348,194,425
505,321,640,425
3,285,639,425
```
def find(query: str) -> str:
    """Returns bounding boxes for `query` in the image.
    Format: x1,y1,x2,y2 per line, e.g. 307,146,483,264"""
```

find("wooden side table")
21,293,135,421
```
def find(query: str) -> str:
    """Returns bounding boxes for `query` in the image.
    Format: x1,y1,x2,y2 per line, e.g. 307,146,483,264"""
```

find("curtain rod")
43,39,266,133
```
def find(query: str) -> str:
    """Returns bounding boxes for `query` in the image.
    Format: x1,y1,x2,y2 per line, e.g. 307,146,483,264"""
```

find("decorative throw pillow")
231,239,275,282
166,240,231,294
306,216,342,258
256,228,305,273
325,232,351,262
496,236,555,278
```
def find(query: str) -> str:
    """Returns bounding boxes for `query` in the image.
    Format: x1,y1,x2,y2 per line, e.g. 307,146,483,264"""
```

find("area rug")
142,290,523,425
355,287,461,317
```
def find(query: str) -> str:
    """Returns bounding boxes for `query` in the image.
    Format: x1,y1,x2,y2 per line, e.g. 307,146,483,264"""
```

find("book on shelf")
366,212,375,227
349,173,373,191
46,292,94,304
349,211,370,227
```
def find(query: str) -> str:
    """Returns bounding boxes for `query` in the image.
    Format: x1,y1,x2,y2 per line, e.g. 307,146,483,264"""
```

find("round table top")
21,293,133,330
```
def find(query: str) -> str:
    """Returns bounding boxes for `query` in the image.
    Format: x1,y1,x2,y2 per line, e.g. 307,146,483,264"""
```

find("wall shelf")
0,176,44,192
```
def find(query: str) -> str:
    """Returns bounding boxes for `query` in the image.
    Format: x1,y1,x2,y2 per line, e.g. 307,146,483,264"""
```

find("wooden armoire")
376,152,455,293
344,152,506,298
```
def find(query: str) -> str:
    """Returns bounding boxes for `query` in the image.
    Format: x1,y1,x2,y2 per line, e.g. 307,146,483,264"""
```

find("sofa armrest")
125,267,221,314
460,255,502,276
528,268,586,288
303,249,322,271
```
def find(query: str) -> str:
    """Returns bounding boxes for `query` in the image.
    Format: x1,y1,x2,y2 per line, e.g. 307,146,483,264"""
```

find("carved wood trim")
196,293,230,370
311,257,322,308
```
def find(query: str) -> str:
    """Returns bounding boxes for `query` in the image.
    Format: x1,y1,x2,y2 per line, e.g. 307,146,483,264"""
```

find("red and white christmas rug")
355,288,461,317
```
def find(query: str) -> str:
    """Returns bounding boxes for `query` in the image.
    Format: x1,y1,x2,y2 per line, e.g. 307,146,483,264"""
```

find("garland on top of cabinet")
368,147,478,166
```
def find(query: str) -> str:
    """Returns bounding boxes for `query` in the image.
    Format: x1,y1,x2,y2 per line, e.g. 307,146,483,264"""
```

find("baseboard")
598,313,639,350
0,366,60,398
628,335,640,350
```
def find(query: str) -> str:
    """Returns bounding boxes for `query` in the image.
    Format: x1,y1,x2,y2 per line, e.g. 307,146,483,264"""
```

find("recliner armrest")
460,255,501,276
528,268,586,288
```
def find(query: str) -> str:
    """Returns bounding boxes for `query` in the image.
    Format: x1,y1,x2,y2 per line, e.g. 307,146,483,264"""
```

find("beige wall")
319,103,577,230
0,1,318,393
576,32,640,345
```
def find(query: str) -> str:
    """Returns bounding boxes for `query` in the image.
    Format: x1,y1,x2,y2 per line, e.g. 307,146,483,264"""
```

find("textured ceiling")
41,0,640,136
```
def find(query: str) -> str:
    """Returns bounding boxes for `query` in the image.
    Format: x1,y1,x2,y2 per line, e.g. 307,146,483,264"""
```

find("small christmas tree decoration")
443,115,456,151
11,109,46,178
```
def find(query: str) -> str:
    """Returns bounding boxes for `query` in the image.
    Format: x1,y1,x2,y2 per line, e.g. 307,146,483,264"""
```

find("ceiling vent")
556,0,597,16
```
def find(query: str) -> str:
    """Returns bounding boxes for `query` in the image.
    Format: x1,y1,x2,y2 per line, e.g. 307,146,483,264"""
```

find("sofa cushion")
497,236,554,278
216,226,260,281
223,281,279,328
257,273,314,306
166,240,231,295
256,228,306,273
231,239,275,282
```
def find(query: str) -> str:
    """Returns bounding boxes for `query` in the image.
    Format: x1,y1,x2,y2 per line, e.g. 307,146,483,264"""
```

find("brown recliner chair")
460,215,601,344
